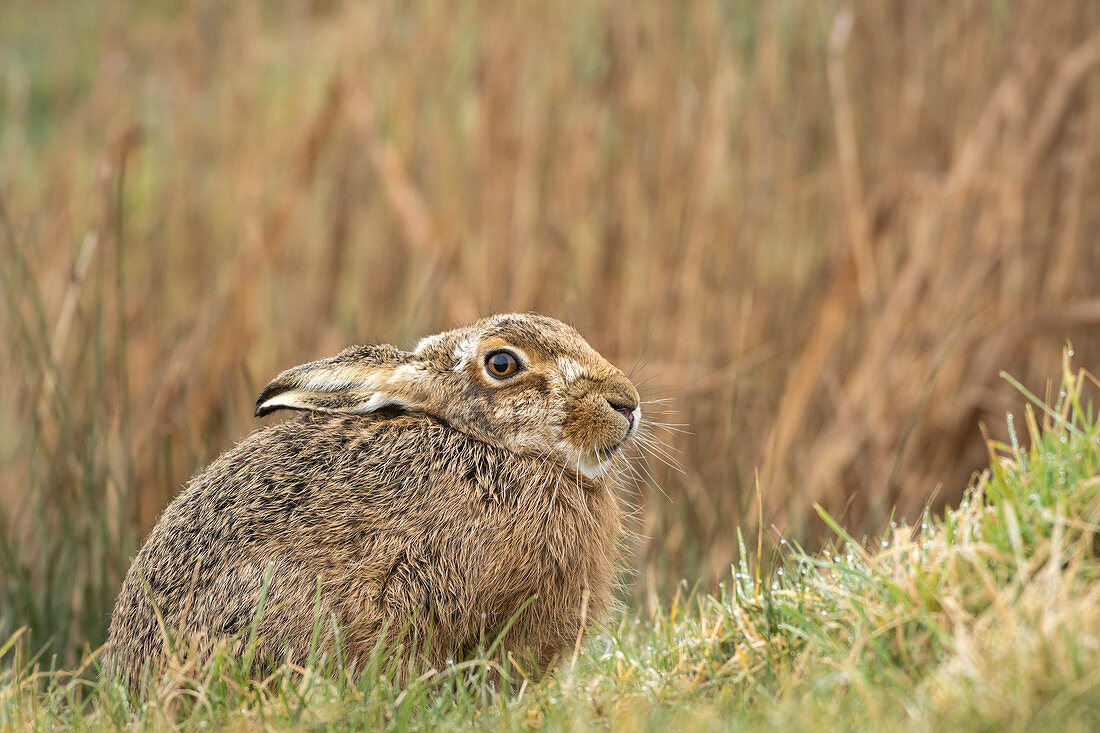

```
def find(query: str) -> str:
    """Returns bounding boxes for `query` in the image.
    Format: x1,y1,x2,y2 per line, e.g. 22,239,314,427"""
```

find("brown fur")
105,314,639,685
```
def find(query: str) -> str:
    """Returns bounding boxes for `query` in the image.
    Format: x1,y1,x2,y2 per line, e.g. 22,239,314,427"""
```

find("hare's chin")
577,456,613,480
577,441,627,479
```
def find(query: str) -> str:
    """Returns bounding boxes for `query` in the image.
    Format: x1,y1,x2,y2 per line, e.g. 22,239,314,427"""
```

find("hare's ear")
254,344,418,418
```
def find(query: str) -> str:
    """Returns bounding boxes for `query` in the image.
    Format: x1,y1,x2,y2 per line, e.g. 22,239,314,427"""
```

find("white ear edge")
256,393,312,415
256,390,410,417
358,393,410,413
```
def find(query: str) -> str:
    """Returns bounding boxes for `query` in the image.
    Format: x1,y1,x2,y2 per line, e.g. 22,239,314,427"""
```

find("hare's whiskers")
633,433,677,465
630,446,673,502
635,431,686,460
642,420,692,435
633,429,685,470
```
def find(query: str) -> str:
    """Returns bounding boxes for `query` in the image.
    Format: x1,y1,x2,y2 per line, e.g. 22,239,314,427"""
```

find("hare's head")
255,314,640,478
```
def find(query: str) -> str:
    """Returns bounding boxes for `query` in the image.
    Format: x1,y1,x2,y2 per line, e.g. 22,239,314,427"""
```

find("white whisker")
630,446,673,502
633,432,687,465
635,439,685,474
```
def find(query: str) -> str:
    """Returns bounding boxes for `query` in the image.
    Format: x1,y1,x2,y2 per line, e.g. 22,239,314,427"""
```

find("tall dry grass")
1,0,1098,660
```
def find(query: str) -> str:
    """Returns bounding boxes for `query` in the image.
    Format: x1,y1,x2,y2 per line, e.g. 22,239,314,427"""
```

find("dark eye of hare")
485,350,521,379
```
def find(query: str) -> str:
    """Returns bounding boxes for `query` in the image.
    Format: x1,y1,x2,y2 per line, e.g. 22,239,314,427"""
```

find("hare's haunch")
106,314,640,684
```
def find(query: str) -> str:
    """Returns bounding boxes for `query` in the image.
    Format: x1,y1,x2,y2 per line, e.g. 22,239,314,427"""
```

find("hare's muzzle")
560,367,640,474
600,376,640,447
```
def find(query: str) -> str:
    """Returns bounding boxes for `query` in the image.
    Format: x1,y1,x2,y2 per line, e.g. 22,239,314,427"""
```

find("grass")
2,357,1097,730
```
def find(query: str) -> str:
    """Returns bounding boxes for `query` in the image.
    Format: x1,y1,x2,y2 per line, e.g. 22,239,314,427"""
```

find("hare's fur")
106,314,638,684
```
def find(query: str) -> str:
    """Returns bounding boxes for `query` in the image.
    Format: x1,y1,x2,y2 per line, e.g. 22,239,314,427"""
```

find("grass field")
2,0,1100,709
2,359,1098,729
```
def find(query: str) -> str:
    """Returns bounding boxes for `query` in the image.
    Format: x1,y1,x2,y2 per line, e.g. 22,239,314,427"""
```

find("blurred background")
1,0,1098,663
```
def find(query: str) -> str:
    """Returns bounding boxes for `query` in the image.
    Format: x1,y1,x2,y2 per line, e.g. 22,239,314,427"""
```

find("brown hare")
105,313,640,686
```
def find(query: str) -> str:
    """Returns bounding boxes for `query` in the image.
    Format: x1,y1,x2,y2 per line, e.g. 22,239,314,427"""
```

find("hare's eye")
485,350,521,379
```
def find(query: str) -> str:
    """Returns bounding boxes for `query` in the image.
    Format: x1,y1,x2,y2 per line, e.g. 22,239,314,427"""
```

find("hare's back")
105,411,473,677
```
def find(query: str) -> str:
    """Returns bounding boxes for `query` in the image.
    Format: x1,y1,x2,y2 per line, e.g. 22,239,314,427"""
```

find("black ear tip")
254,382,284,418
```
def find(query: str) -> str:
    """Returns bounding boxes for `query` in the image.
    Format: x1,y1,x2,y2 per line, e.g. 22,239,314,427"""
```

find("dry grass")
1,0,1099,661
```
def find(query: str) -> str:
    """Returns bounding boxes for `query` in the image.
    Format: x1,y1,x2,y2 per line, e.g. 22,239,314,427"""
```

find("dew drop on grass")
881,540,889,547
777,568,784,576
771,583,779,590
